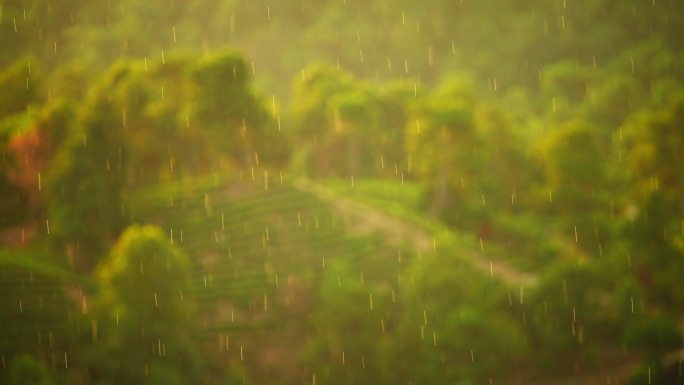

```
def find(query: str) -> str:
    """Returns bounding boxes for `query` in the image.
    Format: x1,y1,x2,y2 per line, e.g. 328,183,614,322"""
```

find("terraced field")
0,248,89,379
125,174,419,383
1,174,636,385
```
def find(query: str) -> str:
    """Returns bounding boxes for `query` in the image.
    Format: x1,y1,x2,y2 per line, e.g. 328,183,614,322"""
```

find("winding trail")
293,178,537,287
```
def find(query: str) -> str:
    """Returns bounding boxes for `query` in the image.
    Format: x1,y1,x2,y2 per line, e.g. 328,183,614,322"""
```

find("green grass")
0,174,622,385
324,177,424,212
0,247,90,284
322,177,568,273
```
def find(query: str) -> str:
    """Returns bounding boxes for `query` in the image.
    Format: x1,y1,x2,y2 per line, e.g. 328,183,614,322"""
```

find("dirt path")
293,178,537,287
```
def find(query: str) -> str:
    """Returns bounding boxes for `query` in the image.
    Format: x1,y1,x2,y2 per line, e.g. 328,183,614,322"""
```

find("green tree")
88,225,202,385
0,57,43,119
391,243,529,385
188,50,289,167
46,67,128,268
473,104,533,209
9,354,54,385
524,262,615,372
406,76,480,221
537,118,609,248
108,56,198,182
291,64,414,177
540,61,592,113
622,90,684,307
375,81,416,175
312,88,379,176
625,91,684,215
291,64,355,144
306,258,389,385
625,316,683,385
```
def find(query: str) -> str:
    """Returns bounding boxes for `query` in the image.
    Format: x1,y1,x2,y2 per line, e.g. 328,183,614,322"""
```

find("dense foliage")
1,0,683,384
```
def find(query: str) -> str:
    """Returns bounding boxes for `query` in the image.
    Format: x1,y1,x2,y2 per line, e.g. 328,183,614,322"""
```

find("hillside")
2,1,684,384
2,173,683,384
121,175,645,385
124,175,421,384
0,248,91,382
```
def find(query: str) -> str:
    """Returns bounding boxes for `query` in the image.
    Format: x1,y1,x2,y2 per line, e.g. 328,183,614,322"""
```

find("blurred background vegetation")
1,0,684,384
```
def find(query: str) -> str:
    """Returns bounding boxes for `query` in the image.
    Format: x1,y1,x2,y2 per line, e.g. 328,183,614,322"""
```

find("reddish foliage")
6,127,55,206
477,222,494,241
0,222,37,247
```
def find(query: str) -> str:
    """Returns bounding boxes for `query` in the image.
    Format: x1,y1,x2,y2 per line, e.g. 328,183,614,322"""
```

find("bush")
88,225,202,385
9,354,53,385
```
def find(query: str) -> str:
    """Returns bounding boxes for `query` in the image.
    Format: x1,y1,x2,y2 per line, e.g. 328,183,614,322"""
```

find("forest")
1,0,684,384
